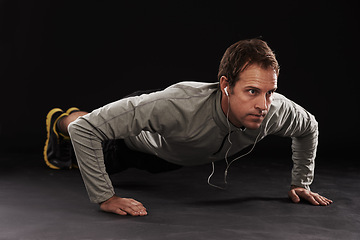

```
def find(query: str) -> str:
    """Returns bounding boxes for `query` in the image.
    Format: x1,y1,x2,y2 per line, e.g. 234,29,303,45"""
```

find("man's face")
221,64,278,130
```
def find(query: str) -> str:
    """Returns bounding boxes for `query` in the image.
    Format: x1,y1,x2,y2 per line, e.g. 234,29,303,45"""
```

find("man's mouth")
249,113,266,118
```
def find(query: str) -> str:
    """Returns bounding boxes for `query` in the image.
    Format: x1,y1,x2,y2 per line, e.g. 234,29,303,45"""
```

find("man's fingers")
111,206,147,216
100,196,148,216
288,189,300,203
129,199,145,207
114,208,128,216
313,194,333,206
125,198,148,216
122,204,147,216
305,194,320,206
324,196,333,204
297,190,320,206
289,187,333,206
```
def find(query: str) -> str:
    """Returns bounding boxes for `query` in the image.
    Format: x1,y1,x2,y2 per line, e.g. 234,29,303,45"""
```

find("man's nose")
255,95,269,111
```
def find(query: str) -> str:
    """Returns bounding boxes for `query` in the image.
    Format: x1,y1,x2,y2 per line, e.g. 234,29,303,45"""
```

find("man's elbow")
68,117,100,141
67,121,76,138
67,118,84,139
308,113,319,136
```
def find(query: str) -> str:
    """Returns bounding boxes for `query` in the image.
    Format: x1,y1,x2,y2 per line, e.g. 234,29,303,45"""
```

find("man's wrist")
99,195,116,205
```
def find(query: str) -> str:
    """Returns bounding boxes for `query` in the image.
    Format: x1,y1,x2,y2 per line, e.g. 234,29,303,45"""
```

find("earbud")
224,87,229,96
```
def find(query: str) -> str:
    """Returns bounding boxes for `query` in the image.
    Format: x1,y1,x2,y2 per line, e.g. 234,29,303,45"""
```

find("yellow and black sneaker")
65,107,80,115
43,108,72,169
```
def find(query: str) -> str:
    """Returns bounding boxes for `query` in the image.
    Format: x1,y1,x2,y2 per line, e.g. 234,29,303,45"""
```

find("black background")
0,1,359,161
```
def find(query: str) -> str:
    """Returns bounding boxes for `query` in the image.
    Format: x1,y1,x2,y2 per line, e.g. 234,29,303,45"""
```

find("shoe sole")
43,108,65,170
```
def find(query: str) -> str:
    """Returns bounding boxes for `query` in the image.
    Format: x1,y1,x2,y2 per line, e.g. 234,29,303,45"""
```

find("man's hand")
100,195,148,216
288,186,333,206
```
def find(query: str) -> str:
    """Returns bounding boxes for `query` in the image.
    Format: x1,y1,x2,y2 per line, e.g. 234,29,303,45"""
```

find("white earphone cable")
207,88,262,189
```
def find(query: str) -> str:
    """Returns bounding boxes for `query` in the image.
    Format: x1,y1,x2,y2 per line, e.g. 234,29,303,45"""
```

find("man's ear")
219,76,229,95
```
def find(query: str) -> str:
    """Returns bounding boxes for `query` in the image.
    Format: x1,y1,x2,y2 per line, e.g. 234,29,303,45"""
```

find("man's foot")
43,108,72,169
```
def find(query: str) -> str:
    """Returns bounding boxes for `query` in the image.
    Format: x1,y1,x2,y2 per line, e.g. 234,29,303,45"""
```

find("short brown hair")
218,39,279,87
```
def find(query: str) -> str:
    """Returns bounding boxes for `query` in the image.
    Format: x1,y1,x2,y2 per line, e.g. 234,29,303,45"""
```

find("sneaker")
43,108,72,169
66,107,80,115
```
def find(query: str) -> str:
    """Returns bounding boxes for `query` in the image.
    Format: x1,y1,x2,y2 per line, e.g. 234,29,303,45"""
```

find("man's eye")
248,89,256,94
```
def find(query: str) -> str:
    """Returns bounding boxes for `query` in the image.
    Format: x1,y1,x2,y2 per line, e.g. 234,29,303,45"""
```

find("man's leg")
102,139,182,175
57,110,88,136
43,108,87,169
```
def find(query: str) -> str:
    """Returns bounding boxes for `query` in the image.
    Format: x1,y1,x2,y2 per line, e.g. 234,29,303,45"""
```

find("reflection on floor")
1,153,359,240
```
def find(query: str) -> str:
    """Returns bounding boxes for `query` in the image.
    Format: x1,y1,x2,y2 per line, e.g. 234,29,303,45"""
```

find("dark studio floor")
0,153,359,240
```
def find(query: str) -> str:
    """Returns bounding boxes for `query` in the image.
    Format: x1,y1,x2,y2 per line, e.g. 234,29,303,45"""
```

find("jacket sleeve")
269,95,319,190
68,94,172,203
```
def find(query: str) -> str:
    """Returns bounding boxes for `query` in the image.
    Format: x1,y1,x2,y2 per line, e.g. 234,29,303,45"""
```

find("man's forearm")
290,128,318,190
68,117,116,204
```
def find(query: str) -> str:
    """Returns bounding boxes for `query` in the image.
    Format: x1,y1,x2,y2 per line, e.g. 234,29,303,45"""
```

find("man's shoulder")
167,81,219,95
272,92,290,102
271,92,296,110
265,92,318,136
128,81,219,110
269,92,316,122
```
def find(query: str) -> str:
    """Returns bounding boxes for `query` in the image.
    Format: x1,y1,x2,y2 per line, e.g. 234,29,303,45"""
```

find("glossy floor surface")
1,153,359,240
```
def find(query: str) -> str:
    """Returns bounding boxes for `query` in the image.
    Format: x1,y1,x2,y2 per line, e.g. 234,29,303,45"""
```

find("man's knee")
64,112,88,135
65,112,88,127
